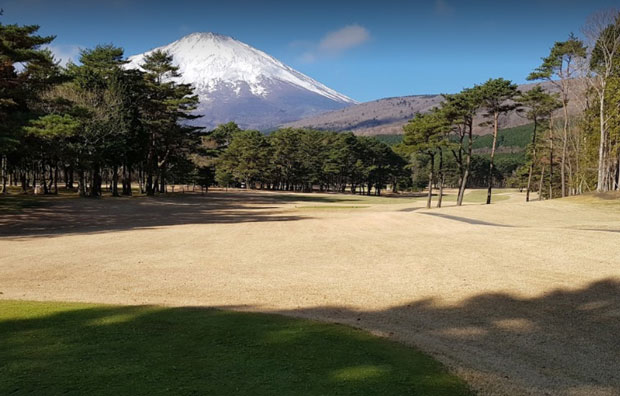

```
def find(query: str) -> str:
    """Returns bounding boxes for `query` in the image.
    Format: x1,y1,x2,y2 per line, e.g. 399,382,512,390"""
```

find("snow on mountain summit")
127,33,356,129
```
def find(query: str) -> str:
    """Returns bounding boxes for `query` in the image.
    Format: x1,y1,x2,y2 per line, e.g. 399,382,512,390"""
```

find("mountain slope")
284,81,586,136
127,32,356,130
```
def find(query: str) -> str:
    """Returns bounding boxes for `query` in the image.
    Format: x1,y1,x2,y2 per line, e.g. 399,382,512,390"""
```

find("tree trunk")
549,130,554,200
525,119,538,202
41,162,48,195
616,154,620,191
437,149,444,208
159,167,165,194
48,165,54,192
426,154,434,209
53,165,58,195
65,165,73,189
1,155,8,194
596,89,607,192
146,172,154,196
561,99,569,197
486,112,499,204
112,165,119,197
78,169,87,197
457,122,473,206
92,164,102,197
20,170,27,193
123,164,133,196
538,163,545,200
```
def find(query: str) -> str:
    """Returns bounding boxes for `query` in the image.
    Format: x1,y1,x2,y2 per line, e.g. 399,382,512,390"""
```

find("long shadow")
271,278,620,396
0,192,310,238
0,301,472,396
419,212,515,227
579,228,620,233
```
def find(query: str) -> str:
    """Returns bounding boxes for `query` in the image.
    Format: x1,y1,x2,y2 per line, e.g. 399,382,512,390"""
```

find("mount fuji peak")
127,32,357,130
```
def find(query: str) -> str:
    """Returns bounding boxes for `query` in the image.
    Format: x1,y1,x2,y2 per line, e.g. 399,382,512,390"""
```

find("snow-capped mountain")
127,32,357,130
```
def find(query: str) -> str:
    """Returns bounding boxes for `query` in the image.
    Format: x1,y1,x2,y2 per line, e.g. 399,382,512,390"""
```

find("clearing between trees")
1,189,619,396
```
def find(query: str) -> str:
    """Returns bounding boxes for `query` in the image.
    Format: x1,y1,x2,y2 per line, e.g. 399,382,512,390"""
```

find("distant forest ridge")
374,123,535,151
283,80,585,136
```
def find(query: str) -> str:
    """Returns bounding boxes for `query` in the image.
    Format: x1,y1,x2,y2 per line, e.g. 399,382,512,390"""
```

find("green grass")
0,300,473,396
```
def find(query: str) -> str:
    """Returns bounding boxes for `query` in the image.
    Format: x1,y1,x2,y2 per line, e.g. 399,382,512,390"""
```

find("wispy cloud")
318,25,370,53
296,24,370,63
434,0,455,16
45,44,82,66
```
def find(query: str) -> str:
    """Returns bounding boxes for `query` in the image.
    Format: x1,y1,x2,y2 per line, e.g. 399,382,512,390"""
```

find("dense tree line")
212,126,407,195
0,19,201,197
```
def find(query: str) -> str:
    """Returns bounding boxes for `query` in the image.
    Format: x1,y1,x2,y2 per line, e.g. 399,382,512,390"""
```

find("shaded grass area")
0,301,473,396
0,194,51,213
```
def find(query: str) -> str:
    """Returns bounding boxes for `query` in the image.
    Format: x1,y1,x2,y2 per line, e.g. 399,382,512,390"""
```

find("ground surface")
1,189,619,395
0,300,471,395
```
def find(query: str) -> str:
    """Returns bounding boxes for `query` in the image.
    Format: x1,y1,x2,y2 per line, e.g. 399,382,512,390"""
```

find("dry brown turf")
1,189,619,396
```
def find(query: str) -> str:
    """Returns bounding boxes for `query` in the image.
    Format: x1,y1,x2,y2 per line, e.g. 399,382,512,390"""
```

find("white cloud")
434,0,454,16
299,52,317,63
293,24,370,63
45,44,82,66
318,25,370,53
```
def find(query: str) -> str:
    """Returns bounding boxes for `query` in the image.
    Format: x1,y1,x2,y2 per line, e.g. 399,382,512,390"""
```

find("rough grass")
0,300,472,396
460,189,512,203
563,191,620,207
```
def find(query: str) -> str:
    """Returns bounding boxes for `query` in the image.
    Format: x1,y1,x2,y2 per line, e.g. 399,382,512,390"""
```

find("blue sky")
1,0,617,102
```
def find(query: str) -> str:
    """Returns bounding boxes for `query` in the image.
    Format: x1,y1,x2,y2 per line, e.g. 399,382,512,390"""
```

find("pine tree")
0,17,55,193
140,50,200,195
516,87,562,201
478,78,520,204
402,111,450,208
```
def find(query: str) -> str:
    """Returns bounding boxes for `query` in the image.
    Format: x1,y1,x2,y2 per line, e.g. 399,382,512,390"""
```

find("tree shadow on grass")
0,301,472,396
419,212,516,227
272,278,620,396
0,192,310,239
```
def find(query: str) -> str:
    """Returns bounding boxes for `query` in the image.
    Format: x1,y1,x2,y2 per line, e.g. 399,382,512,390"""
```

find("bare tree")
528,34,586,197
582,8,620,192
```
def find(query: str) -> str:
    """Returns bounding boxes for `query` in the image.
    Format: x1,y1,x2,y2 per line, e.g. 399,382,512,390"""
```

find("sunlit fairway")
0,300,472,396
1,188,619,395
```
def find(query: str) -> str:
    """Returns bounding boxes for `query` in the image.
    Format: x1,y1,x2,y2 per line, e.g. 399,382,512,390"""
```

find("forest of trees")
1,9,619,203
211,123,407,194
399,9,620,207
